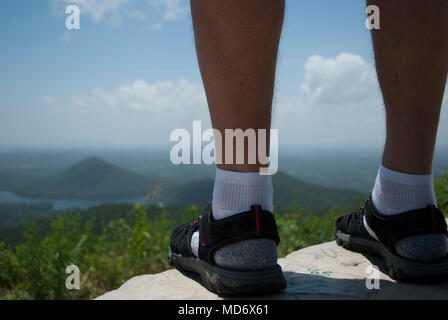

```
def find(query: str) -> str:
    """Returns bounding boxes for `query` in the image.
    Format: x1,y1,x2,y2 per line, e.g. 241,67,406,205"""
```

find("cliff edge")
96,240,448,300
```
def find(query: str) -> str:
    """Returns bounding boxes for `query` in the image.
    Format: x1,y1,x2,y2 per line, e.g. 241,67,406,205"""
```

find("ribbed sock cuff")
212,168,273,220
371,164,437,216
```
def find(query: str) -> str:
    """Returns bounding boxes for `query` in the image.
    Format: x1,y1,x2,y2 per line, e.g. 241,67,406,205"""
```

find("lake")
0,190,150,210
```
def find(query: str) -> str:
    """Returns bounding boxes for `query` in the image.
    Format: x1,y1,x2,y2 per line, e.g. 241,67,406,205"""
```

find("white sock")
190,231,200,257
365,164,437,240
211,168,274,220
190,168,274,257
372,165,437,215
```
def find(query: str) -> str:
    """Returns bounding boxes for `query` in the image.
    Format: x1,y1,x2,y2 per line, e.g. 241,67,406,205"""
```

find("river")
0,190,150,210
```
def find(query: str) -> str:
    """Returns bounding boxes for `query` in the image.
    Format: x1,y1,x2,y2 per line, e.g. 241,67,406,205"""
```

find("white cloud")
299,53,377,105
52,0,133,23
275,53,448,149
442,90,448,120
150,0,189,21
0,78,209,149
274,53,385,148
67,78,207,114
60,31,72,43
42,96,55,104
51,0,188,27
151,22,163,30
3,52,447,150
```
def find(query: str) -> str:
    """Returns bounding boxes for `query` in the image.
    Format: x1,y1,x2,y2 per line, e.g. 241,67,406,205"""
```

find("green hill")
164,171,362,211
272,172,362,211
169,179,214,206
1,173,447,300
3,157,158,199
0,157,362,210
45,157,157,198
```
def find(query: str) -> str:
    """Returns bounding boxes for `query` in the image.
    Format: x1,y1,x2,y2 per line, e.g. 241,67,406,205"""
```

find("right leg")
169,0,286,295
191,0,284,173
190,0,284,221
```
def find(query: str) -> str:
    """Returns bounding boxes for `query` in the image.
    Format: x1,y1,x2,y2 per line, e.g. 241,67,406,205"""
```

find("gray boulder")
96,241,448,300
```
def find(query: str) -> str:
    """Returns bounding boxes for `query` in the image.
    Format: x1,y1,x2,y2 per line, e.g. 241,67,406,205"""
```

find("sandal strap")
198,204,280,265
170,219,200,257
364,197,448,252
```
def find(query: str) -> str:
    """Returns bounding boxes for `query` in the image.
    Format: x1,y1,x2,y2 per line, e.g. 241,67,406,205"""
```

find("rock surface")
97,240,448,300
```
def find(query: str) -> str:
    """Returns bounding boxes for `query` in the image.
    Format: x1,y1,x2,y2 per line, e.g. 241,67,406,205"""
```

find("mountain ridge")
166,172,361,210
0,157,362,210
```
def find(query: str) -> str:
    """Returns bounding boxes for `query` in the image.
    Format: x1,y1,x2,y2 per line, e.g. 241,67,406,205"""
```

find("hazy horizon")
2,1,447,152
1,147,448,194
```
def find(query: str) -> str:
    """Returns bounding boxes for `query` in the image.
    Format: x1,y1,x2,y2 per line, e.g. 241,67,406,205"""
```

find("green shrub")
435,172,448,215
0,173,446,300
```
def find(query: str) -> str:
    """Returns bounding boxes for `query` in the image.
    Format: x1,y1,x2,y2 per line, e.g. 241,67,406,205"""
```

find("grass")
0,173,446,300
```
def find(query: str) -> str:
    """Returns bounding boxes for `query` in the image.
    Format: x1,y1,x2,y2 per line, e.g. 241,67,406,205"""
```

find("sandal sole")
168,247,286,296
336,229,448,283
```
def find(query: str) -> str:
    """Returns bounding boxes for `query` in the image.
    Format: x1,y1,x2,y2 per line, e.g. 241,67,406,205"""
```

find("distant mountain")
46,157,160,198
2,157,158,199
164,172,362,212
0,157,362,210
168,179,214,206
272,172,362,211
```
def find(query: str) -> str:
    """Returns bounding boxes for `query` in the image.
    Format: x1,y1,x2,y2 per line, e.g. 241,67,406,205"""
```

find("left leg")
336,0,448,282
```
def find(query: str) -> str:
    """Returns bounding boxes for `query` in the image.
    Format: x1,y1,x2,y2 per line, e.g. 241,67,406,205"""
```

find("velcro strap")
198,205,280,264
364,197,448,252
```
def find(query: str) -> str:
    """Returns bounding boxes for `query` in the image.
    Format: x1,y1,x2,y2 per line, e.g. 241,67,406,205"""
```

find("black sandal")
168,204,286,295
335,197,448,282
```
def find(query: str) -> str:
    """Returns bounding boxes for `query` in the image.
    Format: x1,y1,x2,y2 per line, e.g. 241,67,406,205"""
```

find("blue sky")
0,0,447,150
